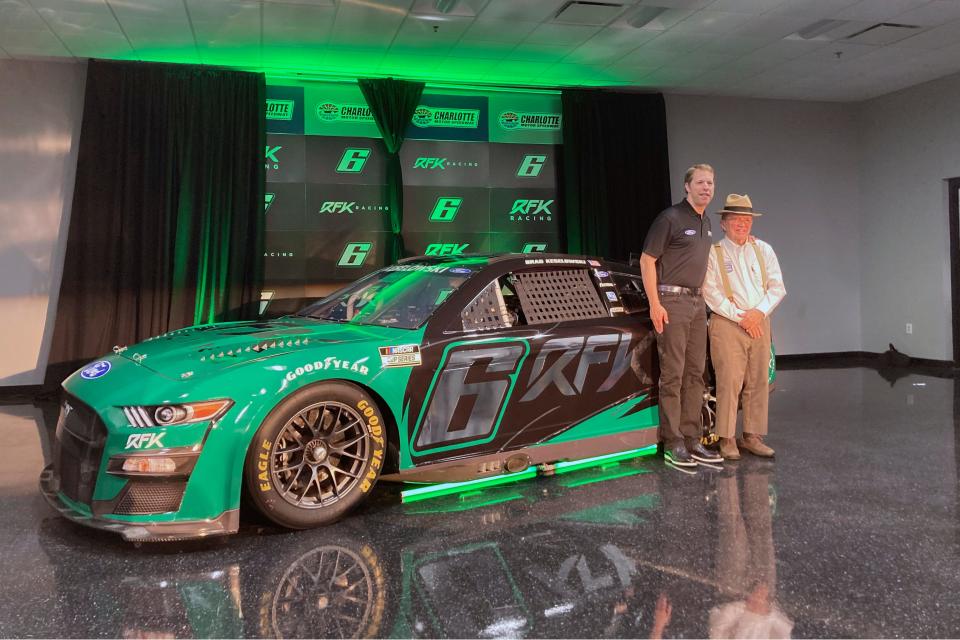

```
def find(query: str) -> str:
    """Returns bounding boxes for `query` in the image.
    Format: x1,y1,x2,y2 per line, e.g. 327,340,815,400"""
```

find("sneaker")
719,437,741,461
686,440,723,465
664,444,696,467
739,433,775,458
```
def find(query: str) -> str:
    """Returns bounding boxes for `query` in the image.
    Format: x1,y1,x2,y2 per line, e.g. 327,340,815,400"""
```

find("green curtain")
358,78,425,263
46,60,265,383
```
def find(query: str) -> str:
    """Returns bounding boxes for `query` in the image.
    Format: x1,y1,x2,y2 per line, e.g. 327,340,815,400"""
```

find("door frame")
948,178,960,365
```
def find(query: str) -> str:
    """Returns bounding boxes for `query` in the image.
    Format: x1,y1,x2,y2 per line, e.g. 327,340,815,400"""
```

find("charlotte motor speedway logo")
498,111,562,131
412,106,480,129
317,102,375,123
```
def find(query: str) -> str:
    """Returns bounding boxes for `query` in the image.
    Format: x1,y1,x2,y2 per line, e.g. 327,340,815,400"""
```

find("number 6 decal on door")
411,338,529,455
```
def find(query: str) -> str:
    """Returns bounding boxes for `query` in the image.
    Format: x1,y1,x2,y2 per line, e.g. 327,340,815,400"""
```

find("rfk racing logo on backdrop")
318,201,388,214
413,157,480,170
510,199,553,222
424,243,469,256
265,145,282,170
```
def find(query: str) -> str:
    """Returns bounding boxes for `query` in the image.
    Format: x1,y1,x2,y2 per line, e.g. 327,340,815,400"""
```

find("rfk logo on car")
125,433,165,449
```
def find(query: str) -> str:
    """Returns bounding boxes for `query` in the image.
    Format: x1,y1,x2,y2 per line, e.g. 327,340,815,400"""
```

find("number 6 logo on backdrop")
411,339,529,455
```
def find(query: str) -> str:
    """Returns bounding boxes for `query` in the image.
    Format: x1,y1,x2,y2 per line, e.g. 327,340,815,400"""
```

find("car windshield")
299,263,477,329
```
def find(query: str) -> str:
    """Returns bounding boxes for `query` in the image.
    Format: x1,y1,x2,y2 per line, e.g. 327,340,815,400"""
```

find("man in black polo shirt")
640,164,723,469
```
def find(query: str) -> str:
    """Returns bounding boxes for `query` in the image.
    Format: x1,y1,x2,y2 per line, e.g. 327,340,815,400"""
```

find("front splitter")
39,465,239,542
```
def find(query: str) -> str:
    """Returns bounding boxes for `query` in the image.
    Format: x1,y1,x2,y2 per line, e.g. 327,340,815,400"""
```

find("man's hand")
650,303,669,334
739,308,764,338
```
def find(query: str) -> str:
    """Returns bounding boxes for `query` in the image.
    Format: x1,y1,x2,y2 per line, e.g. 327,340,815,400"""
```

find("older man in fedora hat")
703,194,786,460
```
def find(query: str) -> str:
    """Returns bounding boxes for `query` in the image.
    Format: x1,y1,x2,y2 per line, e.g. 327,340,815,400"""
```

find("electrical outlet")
905,323,913,334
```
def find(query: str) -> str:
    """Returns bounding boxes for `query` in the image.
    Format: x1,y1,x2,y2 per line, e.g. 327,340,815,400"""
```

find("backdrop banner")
263,82,562,298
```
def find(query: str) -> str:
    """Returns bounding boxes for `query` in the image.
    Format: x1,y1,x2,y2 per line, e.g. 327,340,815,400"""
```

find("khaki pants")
709,314,770,439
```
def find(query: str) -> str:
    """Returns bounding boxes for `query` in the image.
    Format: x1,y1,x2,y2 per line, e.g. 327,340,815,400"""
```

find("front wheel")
244,382,388,529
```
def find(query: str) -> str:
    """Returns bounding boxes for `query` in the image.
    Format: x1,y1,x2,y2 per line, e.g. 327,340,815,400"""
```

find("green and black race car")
41,253,666,541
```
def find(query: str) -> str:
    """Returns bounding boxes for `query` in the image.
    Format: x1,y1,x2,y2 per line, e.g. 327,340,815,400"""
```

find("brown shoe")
719,437,741,460
739,433,775,458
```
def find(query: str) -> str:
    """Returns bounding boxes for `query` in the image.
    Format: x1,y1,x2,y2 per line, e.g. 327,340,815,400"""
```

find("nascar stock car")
41,253,737,542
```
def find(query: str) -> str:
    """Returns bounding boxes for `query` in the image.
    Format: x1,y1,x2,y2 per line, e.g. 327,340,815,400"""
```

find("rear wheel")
244,382,387,529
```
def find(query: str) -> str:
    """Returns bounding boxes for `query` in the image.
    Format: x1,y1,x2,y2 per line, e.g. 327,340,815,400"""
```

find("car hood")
113,317,408,381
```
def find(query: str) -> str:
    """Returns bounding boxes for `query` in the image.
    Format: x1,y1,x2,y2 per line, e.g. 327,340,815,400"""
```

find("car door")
404,261,657,467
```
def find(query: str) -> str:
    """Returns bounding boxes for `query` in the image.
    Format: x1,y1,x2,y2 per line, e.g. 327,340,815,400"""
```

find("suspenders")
713,241,768,303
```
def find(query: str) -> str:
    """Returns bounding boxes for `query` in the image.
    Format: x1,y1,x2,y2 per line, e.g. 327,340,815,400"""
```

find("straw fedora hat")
716,193,763,216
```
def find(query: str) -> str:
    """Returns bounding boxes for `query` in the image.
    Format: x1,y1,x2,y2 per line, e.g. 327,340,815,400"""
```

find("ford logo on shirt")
80,360,111,380
684,229,696,236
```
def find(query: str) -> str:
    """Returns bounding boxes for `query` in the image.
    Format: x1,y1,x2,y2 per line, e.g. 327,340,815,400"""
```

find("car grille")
114,480,187,515
54,393,108,505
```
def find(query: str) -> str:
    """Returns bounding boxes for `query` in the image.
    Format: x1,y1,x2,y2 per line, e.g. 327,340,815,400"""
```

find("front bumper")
40,465,239,542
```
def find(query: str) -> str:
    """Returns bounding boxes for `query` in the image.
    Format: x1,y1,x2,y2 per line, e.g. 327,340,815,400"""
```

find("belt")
658,284,702,296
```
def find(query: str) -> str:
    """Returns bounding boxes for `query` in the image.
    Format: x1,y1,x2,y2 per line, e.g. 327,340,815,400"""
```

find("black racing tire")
244,382,388,529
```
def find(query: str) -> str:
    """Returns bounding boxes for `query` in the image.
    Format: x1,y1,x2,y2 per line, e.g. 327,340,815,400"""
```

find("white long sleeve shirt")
703,236,786,322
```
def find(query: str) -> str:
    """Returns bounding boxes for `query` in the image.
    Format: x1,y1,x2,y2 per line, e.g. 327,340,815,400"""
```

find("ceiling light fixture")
625,5,667,29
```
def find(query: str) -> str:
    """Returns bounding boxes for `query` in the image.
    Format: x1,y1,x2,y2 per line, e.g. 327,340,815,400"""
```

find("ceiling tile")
478,0,568,22
505,42,571,62
619,8,693,31
460,19,538,43
391,15,474,55
328,0,406,48
31,0,132,59
641,30,706,53
435,56,501,76
707,0,789,12
0,0,72,58
448,40,513,58
696,34,771,55
892,1,960,26
646,0,715,9
0,30,73,58
615,45,683,67
523,23,601,46
766,0,861,18
379,53,444,75
747,37,828,60
671,10,759,33
564,27,657,64
833,0,929,22
891,20,960,49
108,0,198,59
731,12,816,40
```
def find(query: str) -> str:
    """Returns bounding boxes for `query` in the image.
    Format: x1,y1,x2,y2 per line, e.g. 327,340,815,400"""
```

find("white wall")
857,72,960,361
665,94,863,356
0,60,86,385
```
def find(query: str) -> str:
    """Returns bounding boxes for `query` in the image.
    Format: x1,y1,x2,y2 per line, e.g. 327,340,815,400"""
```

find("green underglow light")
400,444,659,504
401,468,537,503
553,445,659,475
557,466,648,489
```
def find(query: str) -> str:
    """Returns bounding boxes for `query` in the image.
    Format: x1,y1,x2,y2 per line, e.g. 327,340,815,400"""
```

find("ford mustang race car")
41,254,665,541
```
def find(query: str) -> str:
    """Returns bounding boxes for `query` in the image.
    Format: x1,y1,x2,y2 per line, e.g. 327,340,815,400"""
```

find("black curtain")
560,90,672,261
358,78,425,263
46,59,265,383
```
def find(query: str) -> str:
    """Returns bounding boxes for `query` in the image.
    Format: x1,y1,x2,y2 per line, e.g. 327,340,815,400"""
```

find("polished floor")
0,367,957,638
